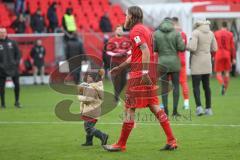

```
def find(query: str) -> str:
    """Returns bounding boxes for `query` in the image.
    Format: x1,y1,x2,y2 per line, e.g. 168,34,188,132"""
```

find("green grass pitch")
0,77,240,160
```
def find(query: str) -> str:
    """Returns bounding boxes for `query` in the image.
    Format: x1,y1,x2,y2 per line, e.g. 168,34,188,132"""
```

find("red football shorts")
214,57,231,72
125,72,159,109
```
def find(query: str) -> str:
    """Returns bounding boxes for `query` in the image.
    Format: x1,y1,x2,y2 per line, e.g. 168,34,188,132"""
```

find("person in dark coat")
31,8,46,33
30,39,46,85
99,13,112,33
0,28,22,108
47,2,58,33
65,33,85,84
11,14,26,33
154,18,185,117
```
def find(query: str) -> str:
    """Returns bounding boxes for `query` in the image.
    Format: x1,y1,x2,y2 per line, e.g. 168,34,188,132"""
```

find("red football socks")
224,76,230,89
216,74,224,85
180,81,189,99
117,121,135,147
155,110,175,143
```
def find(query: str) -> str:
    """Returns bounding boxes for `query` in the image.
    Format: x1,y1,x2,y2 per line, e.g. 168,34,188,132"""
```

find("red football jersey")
107,36,131,64
129,23,155,77
214,29,236,60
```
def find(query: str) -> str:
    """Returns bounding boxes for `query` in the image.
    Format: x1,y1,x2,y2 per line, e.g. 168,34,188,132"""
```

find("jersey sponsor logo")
134,36,141,44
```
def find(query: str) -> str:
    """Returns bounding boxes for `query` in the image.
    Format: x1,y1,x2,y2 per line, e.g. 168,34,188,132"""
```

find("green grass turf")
0,77,240,160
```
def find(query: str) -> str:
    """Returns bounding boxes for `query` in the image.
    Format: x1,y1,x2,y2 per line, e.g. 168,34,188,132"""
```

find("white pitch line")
0,121,240,127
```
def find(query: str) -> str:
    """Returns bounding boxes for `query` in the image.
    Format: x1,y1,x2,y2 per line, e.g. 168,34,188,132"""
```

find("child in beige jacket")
78,69,108,146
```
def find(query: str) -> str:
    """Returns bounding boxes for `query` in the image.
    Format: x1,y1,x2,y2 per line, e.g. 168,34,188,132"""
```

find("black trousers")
84,121,97,136
192,74,211,109
0,76,20,106
83,121,105,139
110,63,127,102
161,72,180,115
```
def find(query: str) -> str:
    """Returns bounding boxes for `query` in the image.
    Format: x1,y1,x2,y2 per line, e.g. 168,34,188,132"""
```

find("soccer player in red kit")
214,22,236,95
103,6,177,152
106,25,131,102
172,17,189,109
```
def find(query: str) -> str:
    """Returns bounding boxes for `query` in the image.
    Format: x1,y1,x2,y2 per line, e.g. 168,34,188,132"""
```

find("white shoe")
196,106,204,116
205,108,213,116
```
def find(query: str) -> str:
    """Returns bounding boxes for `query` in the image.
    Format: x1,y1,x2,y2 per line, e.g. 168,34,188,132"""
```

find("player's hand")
110,66,121,76
232,59,236,65
140,73,153,85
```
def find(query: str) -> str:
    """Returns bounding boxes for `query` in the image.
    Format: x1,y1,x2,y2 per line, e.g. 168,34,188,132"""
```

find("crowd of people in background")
11,0,113,34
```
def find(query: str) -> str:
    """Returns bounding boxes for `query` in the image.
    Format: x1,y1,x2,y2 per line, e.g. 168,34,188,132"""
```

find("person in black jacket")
31,8,46,33
99,13,112,33
30,39,46,85
65,33,85,84
11,14,26,33
0,28,21,108
47,2,58,33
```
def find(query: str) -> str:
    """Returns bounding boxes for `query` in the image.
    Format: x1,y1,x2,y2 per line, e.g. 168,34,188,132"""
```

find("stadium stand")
0,0,125,33
22,0,126,33
0,3,14,31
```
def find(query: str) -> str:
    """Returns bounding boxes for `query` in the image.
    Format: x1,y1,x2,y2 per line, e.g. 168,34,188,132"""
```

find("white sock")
184,99,189,108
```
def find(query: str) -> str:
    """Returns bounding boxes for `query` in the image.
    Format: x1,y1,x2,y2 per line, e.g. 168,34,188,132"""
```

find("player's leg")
12,76,21,108
33,66,38,85
110,62,121,102
149,105,177,150
215,58,225,95
103,108,135,152
179,65,189,109
222,58,231,94
216,72,224,95
171,72,180,116
0,76,6,108
192,75,203,116
111,70,121,102
216,72,224,85
224,71,230,89
201,74,212,115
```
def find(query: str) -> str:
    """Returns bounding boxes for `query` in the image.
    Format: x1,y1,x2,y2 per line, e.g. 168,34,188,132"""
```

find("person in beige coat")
187,20,218,116
77,69,108,146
